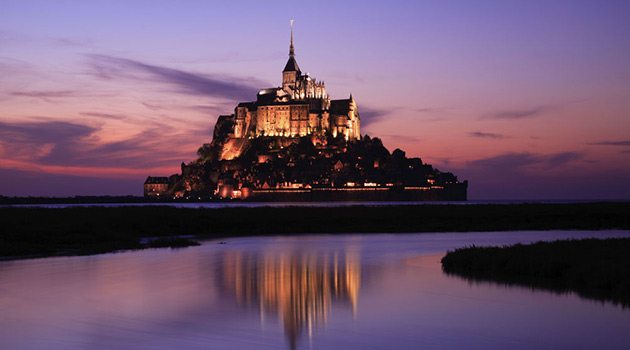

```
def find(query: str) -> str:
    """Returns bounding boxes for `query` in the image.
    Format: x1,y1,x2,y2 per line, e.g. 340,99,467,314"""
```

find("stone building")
222,21,360,160
143,22,468,201
143,176,169,197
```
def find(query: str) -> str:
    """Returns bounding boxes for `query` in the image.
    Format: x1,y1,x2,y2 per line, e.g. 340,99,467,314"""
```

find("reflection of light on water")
221,250,360,349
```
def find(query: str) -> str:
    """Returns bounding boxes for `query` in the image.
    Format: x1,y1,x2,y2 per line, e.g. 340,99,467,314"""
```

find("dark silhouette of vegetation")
170,133,463,197
1,202,628,260
441,238,630,307
146,237,200,248
0,195,150,205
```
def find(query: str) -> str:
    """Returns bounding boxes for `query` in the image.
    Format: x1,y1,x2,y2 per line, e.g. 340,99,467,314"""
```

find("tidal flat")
1,202,629,259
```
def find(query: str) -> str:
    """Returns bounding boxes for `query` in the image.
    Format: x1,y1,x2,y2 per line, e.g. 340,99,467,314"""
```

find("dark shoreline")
1,202,629,260
441,238,630,307
2,195,627,206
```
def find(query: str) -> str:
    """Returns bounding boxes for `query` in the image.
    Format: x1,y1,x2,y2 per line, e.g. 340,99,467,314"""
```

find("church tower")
282,20,301,93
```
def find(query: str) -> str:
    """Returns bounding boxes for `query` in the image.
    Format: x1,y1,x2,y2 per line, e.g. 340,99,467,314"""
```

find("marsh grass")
441,238,630,307
1,202,628,259
146,237,201,248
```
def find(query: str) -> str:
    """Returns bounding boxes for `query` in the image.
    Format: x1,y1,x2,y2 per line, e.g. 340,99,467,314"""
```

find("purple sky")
1,0,629,199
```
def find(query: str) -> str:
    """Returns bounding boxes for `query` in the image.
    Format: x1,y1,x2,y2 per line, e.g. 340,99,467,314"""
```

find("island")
144,23,467,201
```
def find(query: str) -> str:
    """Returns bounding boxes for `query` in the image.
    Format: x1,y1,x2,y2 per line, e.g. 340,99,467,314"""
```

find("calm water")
1,231,629,350
4,199,624,209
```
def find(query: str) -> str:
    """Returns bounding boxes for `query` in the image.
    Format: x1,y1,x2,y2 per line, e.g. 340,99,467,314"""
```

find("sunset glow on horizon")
1,0,629,199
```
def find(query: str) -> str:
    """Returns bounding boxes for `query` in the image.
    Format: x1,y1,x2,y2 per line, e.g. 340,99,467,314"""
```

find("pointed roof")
283,20,300,72
330,99,352,115
283,56,300,72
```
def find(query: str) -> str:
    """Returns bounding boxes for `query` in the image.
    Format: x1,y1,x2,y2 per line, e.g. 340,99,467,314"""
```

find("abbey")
221,22,360,159
144,22,467,201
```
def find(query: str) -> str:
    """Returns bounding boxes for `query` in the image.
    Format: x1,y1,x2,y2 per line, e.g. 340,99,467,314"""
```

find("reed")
441,238,630,307
1,202,628,259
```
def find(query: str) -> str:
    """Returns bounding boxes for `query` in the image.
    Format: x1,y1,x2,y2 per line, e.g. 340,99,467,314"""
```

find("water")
3,199,624,209
1,231,629,349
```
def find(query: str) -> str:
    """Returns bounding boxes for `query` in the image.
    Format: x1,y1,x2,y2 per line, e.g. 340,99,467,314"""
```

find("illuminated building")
219,21,360,160
145,21,468,201
143,176,169,197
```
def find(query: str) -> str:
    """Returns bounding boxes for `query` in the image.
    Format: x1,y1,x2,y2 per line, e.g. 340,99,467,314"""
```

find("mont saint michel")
145,23,467,201
2,4,630,350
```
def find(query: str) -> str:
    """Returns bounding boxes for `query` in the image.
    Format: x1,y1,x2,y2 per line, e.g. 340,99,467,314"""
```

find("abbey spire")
289,19,295,57
283,20,300,72
283,20,301,92
233,20,357,140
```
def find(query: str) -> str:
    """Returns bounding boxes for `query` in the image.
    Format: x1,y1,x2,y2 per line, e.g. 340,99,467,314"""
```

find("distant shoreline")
2,195,629,206
1,202,629,261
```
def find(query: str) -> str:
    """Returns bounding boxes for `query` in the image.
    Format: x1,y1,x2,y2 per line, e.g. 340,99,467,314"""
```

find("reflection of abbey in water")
220,250,360,349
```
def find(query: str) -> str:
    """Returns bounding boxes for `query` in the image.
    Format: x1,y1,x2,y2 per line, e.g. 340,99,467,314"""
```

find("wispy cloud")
0,120,98,144
52,126,182,169
587,140,630,146
0,120,98,161
187,105,229,114
0,55,32,66
468,152,540,169
0,119,196,171
486,106,549,120
407,106,447,122
380,134,422,143
141,101,230,116
547,152,583,168
11,90,112,102
79,112,128,120
438,158,451,167
50,37,93,48
469,131,507,139
467,151,584,170
359,106,390,128
86,54,263,101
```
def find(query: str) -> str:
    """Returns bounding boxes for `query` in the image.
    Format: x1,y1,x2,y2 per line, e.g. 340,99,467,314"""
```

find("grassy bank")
441,238,630,306
1,202,629,259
